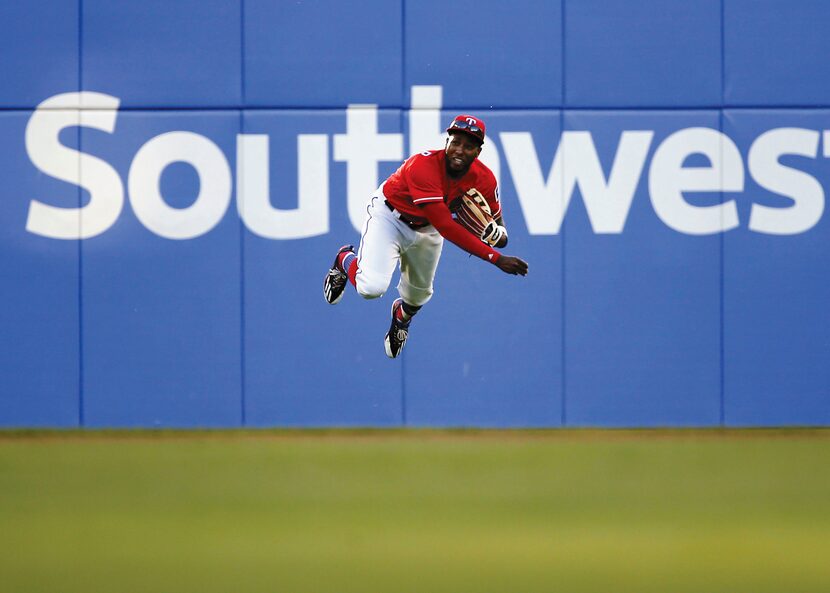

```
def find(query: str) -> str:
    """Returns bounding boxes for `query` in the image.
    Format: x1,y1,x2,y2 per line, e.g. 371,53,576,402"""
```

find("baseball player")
323,114,529,358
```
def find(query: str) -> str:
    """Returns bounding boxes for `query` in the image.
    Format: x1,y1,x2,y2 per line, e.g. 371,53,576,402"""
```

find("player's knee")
356,285,384,300
355,274,388,300
398,283,433,307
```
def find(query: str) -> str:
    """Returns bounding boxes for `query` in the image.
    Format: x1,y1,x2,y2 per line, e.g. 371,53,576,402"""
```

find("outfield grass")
1,429,829,593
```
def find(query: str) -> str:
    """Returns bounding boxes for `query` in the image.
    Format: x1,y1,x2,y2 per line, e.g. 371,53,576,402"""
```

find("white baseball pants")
354,188,444,307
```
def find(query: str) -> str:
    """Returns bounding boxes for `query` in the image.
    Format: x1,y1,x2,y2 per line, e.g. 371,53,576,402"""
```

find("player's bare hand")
495,255,528,276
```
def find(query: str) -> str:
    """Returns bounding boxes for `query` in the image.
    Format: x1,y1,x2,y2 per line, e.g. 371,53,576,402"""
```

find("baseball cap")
446,114,486,144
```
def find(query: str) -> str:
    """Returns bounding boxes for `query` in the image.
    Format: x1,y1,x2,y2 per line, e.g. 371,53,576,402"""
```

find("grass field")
1,429,829,593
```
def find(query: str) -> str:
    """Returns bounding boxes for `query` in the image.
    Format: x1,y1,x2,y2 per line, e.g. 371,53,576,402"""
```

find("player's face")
445,133,482,176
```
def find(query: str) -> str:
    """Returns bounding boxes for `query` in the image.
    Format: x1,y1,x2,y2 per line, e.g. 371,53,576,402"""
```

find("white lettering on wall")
748,128,823,235
237,134,329,239
21,88,830,240
128,131,231,240
501,130,652,234
648,127,742,235
333,105,403,231
500,131,561,234
409,86,445,154
25,92,124,239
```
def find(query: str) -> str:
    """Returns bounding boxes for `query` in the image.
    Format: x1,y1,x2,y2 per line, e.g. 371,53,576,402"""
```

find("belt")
385,200,430,229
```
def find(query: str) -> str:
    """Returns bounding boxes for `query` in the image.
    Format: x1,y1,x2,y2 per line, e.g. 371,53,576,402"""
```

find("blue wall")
2,0,829,427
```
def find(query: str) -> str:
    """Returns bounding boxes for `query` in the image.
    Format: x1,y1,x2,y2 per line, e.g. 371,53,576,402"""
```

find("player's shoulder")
406,149,444,166
404,149,444,176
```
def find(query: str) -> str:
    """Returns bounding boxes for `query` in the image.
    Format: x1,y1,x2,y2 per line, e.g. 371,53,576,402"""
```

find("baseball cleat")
323,244,354,305
384,298,411,359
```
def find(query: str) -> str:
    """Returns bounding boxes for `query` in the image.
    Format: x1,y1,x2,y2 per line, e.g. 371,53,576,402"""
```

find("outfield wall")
2,0,829,428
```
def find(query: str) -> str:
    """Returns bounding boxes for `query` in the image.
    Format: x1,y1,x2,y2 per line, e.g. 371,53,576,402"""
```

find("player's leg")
354,196,408,300
324,195,404,304
398,229,443,308
384,229,443,358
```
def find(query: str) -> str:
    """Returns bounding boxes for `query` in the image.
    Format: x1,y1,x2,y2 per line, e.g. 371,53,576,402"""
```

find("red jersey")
382,150,501,224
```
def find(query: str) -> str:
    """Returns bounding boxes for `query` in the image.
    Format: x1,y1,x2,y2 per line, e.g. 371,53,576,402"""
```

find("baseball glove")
454,188,494,238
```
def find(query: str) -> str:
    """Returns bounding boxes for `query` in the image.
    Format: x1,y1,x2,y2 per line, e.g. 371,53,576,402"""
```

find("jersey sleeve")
480,170,502,219
406,155,445,205
489,185,502,220
420,201,501,264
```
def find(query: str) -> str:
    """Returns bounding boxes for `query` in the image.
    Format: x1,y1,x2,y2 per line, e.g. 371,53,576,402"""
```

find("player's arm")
419,201,528,275
482,183,508,248
491,215,508,248
419,200,498,261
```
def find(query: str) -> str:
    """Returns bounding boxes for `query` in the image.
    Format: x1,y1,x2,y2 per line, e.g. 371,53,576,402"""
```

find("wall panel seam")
719,0,726,427
78,0,85,427
239,109,246,427
560,0,567,426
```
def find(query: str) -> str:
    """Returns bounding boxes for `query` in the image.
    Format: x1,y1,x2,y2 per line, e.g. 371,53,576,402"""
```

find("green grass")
1,429,829,593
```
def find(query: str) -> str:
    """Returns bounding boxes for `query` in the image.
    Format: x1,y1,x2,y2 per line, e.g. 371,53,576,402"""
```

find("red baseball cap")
446,114,486,144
